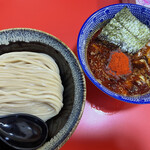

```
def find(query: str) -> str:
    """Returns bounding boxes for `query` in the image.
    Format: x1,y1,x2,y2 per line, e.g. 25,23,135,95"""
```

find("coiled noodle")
0,52,64,121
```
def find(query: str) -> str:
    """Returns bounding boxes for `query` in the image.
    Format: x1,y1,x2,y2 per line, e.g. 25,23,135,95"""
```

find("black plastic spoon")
0,113,48,150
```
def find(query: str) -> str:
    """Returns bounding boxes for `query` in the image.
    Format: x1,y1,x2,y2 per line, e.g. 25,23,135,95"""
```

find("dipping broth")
87,29,150,96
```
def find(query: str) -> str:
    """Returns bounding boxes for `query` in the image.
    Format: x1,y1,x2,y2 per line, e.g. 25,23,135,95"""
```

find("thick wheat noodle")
0,85,62,93
0,74,62,84
0,91,63,103
0,79,63,89
0,90,63,101
0,58,58,72
0,68,61,81
0,72,61,82
0,52,58,69
0,79,61,88
0,68,59,76
0,51,64,121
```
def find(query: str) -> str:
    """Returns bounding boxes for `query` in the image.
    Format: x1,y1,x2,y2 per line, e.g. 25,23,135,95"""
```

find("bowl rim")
0,27,86,149
77,3,150,104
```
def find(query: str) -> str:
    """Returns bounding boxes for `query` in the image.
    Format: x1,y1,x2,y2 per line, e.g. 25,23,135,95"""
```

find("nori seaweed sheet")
98,7,150,53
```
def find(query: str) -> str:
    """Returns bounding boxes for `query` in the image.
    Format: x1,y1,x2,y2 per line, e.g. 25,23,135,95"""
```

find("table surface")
1,0,150,150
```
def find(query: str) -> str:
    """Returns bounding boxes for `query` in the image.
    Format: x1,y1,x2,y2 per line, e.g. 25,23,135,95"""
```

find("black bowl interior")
0,41,75,150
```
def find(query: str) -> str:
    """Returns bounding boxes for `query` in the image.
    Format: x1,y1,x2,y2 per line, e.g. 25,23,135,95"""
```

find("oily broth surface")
86,29,150,96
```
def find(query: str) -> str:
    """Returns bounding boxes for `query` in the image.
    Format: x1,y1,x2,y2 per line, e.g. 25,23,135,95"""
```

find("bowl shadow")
86,76,138,114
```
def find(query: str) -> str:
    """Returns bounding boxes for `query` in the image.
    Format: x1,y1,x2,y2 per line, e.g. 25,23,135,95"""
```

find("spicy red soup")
87,29,150,96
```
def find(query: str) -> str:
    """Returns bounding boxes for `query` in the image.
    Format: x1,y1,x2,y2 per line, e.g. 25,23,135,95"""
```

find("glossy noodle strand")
0,52,64,121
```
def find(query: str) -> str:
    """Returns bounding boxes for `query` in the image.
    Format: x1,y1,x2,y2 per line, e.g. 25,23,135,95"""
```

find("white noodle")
0,51,64,121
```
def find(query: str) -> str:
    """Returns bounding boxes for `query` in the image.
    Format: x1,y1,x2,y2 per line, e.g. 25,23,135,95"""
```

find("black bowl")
0,28,86,150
